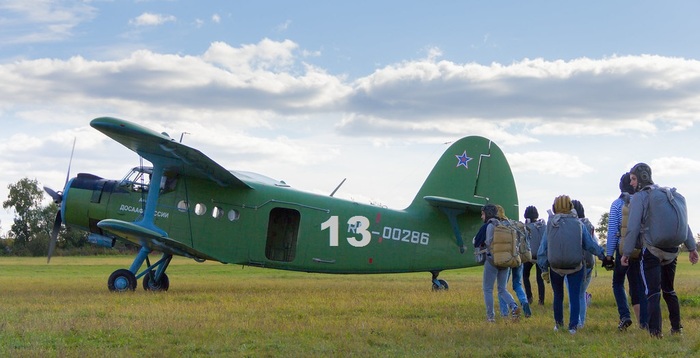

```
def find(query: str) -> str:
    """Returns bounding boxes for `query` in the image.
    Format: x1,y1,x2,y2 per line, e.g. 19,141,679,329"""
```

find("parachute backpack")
526,219,546,261
514,220,532,263
578,217,596,268
546,210,584,275
617,193,640,259
490,219,522,268
644,186,688,249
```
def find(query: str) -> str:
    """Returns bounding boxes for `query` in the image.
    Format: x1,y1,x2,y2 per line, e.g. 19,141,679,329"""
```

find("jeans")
550,267,584,330
578,267,592,327
612,250,632,321
641,248,681,335
499,265,529,316
483,260,517,320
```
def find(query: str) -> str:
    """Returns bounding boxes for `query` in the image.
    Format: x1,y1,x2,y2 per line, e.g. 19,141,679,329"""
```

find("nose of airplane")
43,178,70,263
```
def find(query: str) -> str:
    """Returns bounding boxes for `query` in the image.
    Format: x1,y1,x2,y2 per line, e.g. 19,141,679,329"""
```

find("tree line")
0,178,134,257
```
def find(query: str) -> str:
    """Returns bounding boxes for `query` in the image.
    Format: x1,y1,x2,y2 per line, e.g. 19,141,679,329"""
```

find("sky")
2,0,700,241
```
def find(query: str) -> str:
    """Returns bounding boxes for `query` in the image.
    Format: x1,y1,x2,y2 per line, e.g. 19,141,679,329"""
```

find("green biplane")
44,117,518,292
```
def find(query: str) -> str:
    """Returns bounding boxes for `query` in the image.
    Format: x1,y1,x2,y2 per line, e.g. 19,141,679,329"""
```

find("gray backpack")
546,211,583,274
643,186,688,249
526,219,546,260
580,217,595,268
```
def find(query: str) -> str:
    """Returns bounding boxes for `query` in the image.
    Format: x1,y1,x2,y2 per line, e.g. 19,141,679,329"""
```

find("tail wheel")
143,272,170,291
108,269,137,292
432,279,449,291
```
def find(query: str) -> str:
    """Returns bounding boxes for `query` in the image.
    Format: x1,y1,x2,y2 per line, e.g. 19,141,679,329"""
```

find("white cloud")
650,157,700,177
212,14,221,23
507,151,595,178
275,20,292,32
129,12,176,27
0,0,96,44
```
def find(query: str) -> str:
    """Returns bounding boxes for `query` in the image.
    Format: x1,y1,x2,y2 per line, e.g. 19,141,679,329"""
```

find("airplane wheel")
143,272,169,291
108,269,137,292
432,279,449,291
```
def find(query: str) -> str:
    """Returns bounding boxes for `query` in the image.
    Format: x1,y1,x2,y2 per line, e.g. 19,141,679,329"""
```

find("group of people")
473,162,699,337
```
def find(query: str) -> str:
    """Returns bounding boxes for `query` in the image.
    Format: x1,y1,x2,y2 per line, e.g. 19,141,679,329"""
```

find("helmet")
524,205,539,221
619,172,635,195
630,162,653,189
552,195,572,214
571,199,585,218
482,204,498,221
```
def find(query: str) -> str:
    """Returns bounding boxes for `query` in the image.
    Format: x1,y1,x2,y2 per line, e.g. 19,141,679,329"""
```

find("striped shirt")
606,197,623,257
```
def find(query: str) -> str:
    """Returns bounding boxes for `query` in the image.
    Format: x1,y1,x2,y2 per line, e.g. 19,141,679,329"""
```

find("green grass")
1,256,699,357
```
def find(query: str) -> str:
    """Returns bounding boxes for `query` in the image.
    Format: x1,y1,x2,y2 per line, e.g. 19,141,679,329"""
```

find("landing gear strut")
107,247,173,292
431,270,449,291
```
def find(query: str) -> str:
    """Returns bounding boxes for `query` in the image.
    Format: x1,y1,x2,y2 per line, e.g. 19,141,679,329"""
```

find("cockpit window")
120,167,177,193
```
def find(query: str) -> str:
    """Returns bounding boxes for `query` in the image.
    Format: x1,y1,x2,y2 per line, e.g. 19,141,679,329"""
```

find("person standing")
495,205,532,318
522,206,546,306
571,199,596,329
621,163,699,338
603,172,648,330
475,204,521,322
538,195,605,334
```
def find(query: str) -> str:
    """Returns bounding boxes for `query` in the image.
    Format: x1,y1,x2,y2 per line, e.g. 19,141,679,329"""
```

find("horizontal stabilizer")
424,196,485,212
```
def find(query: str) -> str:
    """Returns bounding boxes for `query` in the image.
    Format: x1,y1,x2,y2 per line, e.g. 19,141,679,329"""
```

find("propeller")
43,138,76,263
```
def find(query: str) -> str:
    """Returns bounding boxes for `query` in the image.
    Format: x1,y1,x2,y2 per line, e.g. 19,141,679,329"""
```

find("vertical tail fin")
409,136,518,218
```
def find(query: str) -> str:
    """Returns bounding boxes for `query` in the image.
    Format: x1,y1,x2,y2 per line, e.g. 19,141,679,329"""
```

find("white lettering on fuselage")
119,205,170,219
321,215,429,247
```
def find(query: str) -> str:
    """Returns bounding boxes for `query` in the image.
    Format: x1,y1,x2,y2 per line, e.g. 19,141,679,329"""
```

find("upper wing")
90,117,252,189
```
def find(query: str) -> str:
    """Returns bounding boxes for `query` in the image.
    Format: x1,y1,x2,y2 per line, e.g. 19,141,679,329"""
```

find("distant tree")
596,212,609,247
3,178,44,254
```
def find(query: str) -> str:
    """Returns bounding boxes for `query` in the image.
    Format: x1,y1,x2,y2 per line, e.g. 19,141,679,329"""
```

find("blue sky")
2,0,700,239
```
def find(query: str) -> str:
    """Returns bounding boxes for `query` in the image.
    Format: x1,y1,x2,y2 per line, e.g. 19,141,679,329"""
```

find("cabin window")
194,203,207,216
177,200,188,212
228,209,240,221
212,206,224,219
119,167,178,193
265,208,300,262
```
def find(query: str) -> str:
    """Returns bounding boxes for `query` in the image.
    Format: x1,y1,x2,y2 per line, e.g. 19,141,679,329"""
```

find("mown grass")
1,256,699,357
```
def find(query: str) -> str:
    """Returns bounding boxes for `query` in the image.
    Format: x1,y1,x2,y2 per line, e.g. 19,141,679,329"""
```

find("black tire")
108,269,137,292
432,279,449,291
143,272,170,291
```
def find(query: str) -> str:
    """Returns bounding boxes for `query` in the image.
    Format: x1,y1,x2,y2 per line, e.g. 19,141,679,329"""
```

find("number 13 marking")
321,215,372,248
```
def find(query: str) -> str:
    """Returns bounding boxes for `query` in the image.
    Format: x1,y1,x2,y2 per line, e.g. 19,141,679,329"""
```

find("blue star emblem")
456,151,473,169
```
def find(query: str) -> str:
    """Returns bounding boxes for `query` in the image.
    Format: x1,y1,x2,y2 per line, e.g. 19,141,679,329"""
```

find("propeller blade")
47,210,61,263
43,186,62,204
65,137,76,187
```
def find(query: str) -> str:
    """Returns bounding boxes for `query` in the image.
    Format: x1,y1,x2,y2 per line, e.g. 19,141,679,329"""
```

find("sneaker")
650,330,663,338
523,303,532,318
670,327,683,335
618,317,633,331
511,306,521,320
538,300,544,306
487,318,496,323
554,322,564,332
569,328,577,335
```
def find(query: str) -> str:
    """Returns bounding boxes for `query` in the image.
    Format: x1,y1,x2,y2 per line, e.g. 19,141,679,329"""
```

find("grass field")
1,256,699,357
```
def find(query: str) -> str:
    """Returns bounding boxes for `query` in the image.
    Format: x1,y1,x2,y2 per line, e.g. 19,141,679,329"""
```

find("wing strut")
136,162,167,238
